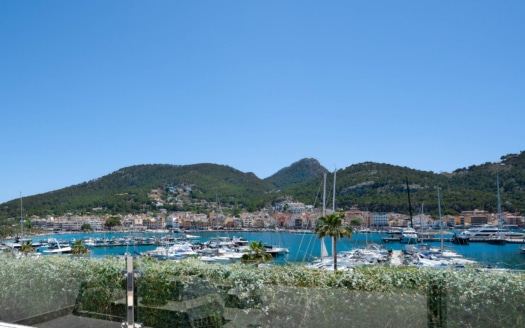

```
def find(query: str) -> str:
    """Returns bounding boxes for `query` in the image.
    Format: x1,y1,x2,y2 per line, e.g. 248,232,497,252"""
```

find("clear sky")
1,1,524,203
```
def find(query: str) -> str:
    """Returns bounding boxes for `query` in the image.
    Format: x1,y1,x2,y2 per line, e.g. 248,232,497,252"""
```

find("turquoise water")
29,231,525,269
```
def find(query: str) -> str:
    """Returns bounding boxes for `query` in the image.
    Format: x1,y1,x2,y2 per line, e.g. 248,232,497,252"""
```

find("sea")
24,230,525,270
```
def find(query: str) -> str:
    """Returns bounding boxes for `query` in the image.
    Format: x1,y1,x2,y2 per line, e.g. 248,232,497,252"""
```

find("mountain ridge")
2,151,525,219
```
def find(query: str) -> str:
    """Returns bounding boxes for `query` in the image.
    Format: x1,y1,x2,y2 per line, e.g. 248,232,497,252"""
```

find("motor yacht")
462,224,524,238
401,227,418,244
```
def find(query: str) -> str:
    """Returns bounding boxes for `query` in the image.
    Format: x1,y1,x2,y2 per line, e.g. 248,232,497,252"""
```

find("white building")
372,213,389,227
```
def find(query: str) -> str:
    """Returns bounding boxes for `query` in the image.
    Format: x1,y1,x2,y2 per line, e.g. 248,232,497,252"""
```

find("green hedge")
1,255,524,327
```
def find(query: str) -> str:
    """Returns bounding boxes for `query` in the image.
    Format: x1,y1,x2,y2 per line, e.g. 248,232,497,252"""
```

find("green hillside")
263,158,328,190
284,152,525,217
1,164,275,218
2,152,525,220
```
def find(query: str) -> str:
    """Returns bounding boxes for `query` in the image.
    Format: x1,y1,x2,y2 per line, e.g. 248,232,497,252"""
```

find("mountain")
2,152,525,219
264,158,328,190
3,163,276,217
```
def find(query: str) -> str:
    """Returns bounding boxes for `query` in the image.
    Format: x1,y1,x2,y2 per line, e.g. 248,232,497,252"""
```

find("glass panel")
2,234,525,327
0,255,125,327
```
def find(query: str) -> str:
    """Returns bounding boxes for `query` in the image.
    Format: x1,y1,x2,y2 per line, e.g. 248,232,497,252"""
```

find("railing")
1,254,524,328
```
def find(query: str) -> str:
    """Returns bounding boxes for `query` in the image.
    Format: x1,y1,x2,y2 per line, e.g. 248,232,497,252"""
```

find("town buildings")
23,197,525,233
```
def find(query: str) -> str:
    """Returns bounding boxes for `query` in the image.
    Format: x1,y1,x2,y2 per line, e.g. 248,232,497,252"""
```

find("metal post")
121,255,142,328
427,277,447,328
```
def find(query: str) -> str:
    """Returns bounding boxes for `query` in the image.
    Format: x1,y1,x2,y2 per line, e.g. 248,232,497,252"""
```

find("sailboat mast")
405,178,414,228
437,187,444,252
320,173,328,260
215,193,219,230
332,169,336,255
322,174,326,217
20,192,23,237
332,169,336,212
497,175,503,230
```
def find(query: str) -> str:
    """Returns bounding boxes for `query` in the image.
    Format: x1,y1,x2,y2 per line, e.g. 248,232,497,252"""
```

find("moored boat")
487,234,507,245
451,232,470,245
263,244,289,256
142,242,197,260
41,238,72,254
462,224,524,239
400,228,418,244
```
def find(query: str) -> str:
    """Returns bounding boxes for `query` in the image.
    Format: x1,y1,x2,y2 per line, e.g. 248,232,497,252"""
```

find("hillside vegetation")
2,153,525,219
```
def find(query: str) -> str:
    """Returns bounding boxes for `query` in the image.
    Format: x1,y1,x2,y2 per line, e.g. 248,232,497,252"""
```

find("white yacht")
401,227,418,244
142,242,197,260
41,239,72,254
465,176,525,240
462,224,524,238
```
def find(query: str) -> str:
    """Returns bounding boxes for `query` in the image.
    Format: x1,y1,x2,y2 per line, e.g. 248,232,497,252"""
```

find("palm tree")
20,240,35,256
241,240,273,268
71,240,88,257
315,212,353,271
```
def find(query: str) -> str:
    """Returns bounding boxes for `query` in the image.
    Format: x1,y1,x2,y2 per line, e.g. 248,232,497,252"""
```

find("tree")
105,217,121,229
315,212,353,271
241,240,273,268
81,223,93,231
19,241,35,256
350,219,361,227
71,240,88,257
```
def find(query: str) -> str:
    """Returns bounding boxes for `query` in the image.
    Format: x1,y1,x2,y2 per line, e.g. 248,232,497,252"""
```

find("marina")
3,229,525,269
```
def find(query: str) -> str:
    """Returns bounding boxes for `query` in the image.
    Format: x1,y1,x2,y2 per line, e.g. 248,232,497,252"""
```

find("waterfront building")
84,219,104,231
372,213,389,227
166,216,181,230
252,217,265,228
444,215,455,227
343,206,368,226
291,215,305,229
241,216,252,228
143,218,158,230
460,209,490,226
506,213,524,227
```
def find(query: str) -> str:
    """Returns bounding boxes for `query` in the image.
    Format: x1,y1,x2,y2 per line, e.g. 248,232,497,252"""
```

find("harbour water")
26,230,525,270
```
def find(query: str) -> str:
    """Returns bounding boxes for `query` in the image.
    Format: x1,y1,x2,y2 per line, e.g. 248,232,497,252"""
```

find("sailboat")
263,205,289,256
6,193,41,249
487,174,507,245
320,235,329,259
320,172,329,262
463,175,523,240
401,178,418,244
414,188,476,267
305,173,331,269
306,170,369,270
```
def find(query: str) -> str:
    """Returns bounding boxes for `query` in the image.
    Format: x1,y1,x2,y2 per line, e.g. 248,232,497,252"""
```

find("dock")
390,250,404,266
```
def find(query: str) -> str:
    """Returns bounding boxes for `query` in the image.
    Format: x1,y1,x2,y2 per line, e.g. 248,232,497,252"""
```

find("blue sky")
1,1,524,203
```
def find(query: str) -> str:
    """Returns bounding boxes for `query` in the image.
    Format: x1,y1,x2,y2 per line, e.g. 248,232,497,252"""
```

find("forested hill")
2,163,276,217
263,158,328,190
2,152,525,218
300,152,525,217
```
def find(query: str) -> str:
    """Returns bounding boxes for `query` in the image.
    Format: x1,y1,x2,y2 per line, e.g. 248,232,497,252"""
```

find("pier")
390,250,404,266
